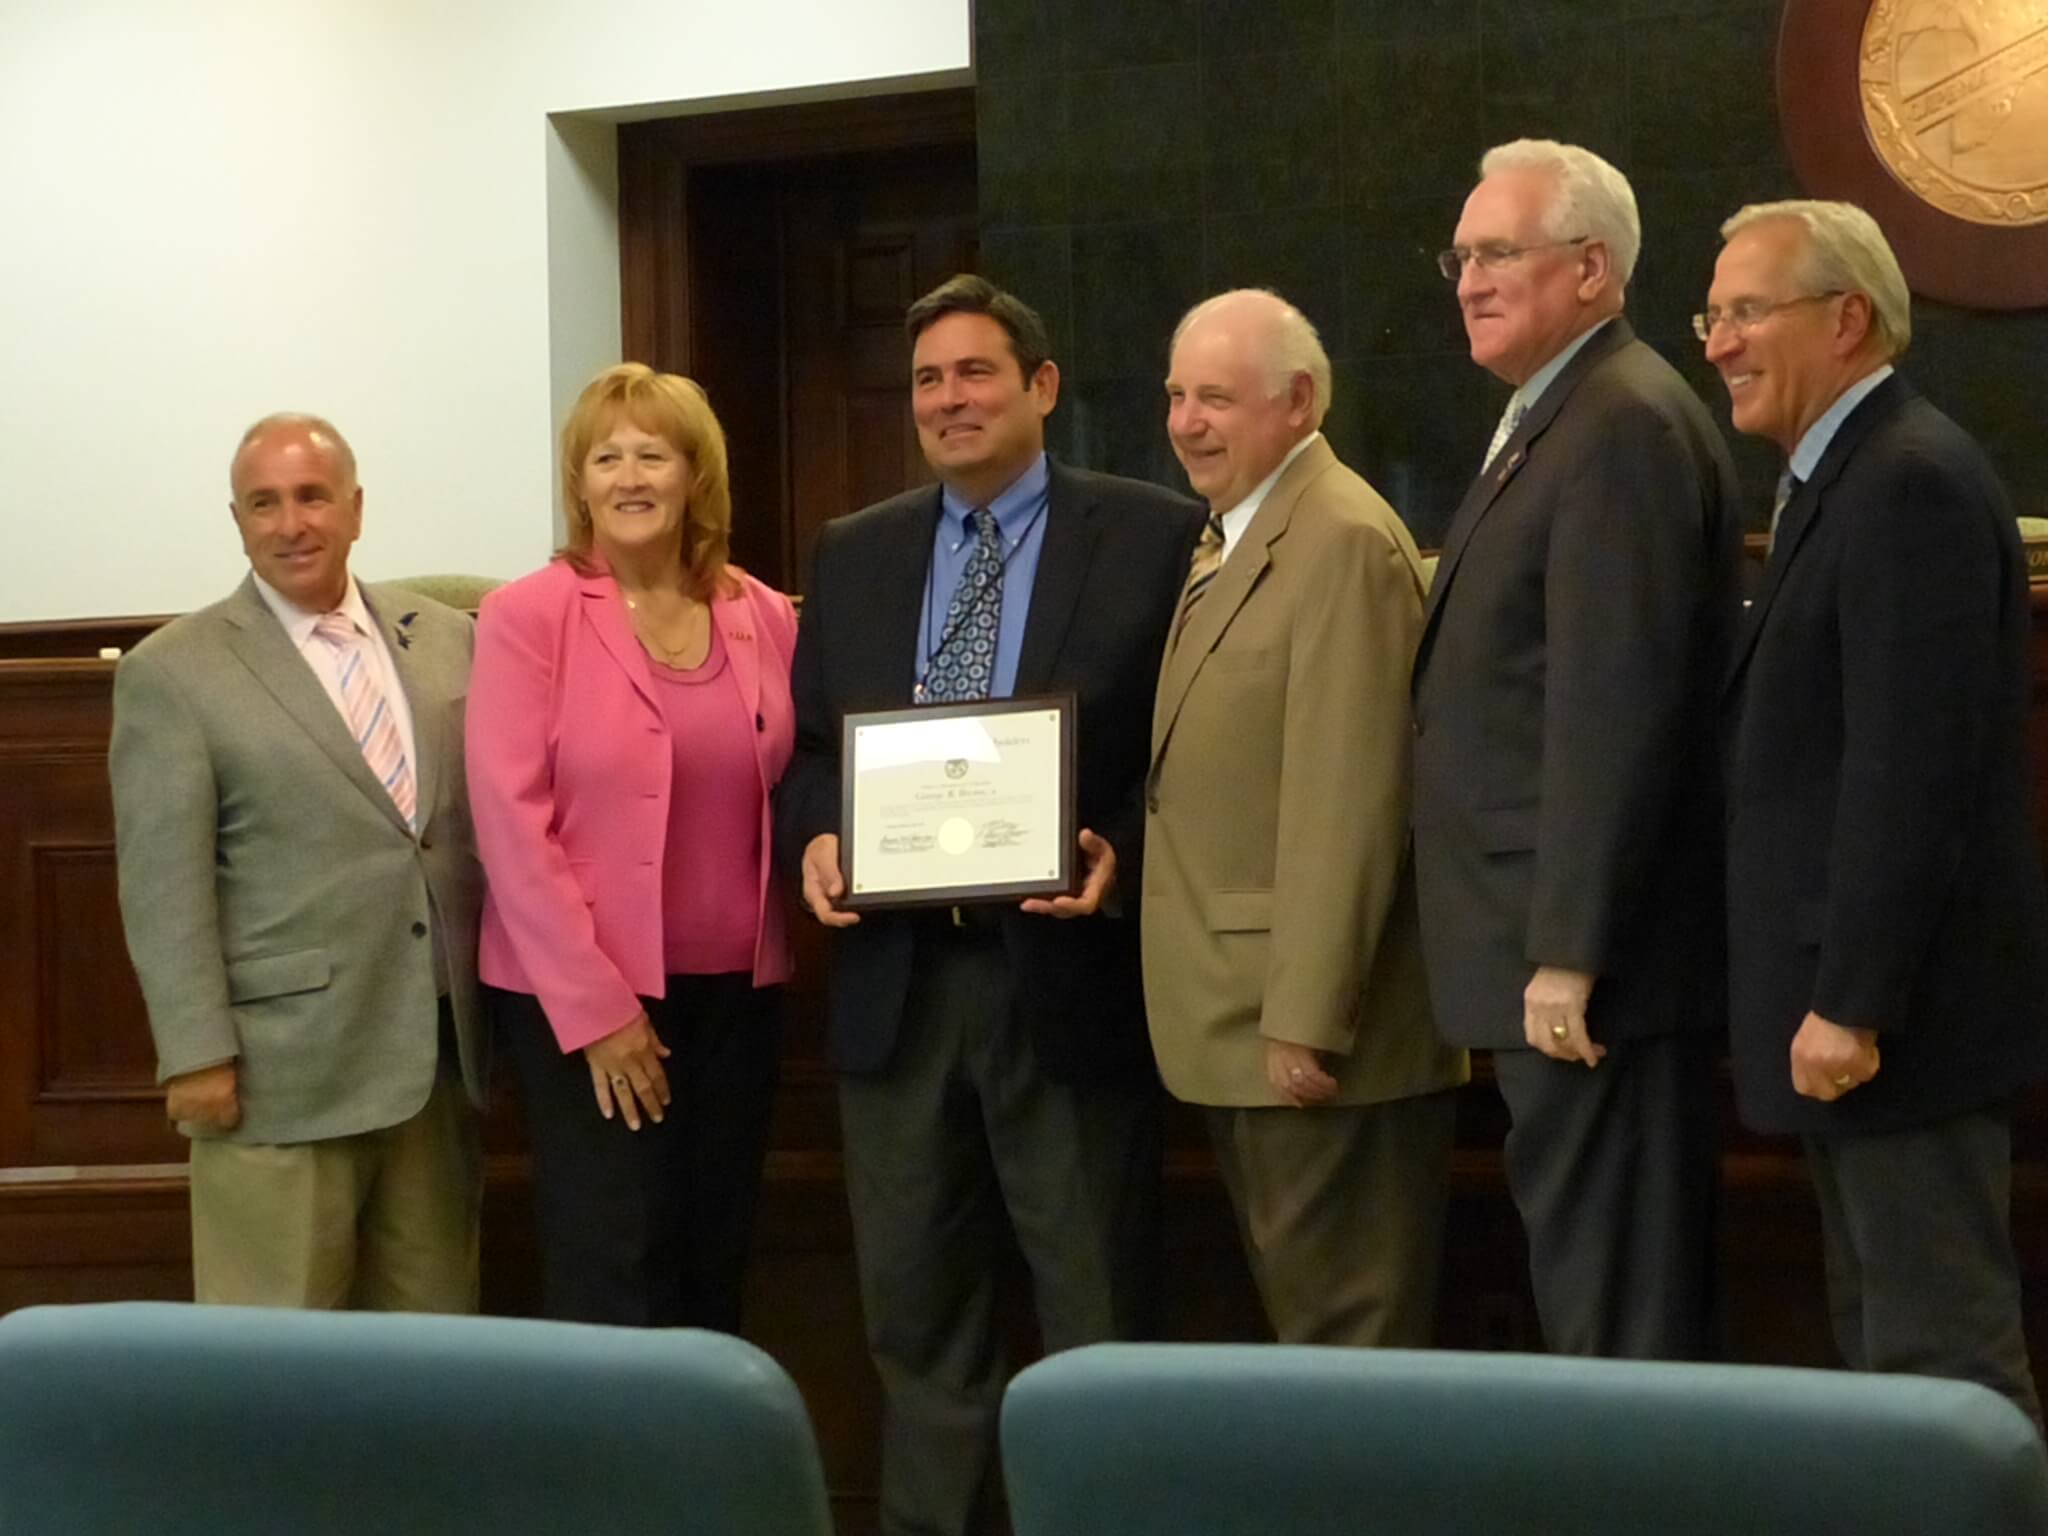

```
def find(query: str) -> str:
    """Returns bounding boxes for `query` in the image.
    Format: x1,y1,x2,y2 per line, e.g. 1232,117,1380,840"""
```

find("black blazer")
775,460,1205,1084
1723,375,2048,1135
1411,319,1743,1050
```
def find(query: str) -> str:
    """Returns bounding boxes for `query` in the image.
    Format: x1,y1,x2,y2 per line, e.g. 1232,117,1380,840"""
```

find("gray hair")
1479,138,1641,289
1720,199,1912,359
230,412,358,493
1170,289,1333,428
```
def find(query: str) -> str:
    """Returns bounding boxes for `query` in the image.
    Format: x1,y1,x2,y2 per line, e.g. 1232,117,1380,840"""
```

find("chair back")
1001,1343,2048,1536
0,1302,834,1536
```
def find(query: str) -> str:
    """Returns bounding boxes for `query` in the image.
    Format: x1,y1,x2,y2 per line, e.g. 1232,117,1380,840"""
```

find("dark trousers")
1807,1105,2041,1428
1204,1090,1457,1347
1492,1031,1720,1359
837,925,1162,1536
491,976,782,1331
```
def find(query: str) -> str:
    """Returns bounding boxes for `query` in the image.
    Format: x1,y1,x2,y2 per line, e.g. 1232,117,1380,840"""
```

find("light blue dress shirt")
915,453,1051,701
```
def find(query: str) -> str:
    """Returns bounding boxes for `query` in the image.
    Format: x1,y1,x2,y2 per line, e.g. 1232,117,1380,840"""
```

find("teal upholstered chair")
0,1302,833,1536
1001,1343,2048,1536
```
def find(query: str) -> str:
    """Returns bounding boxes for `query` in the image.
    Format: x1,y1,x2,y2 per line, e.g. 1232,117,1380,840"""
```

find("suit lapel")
859,491,944,706
714,583,765,753
1420,319,1637,655
1726,374,1913,692
220,576,410,829
1012,462,1100,697
365,584,439,823
1151,438,1326,769
577,570,662,718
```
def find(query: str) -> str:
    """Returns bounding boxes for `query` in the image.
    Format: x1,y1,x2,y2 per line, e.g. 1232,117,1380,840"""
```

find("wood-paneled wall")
6,596,2048,1530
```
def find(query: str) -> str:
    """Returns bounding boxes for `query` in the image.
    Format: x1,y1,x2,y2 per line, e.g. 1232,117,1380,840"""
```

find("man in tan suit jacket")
1144,290,1467,1345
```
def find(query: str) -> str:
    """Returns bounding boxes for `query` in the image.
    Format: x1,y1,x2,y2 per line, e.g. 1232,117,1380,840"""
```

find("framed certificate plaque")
838,694,1077,909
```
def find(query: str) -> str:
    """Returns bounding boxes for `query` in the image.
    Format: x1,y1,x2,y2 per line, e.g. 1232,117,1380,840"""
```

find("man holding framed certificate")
775,274,1203,1536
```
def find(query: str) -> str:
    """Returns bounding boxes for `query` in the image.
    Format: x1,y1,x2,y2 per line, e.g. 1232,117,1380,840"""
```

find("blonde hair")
557,363,735,599
1720,199,1912,358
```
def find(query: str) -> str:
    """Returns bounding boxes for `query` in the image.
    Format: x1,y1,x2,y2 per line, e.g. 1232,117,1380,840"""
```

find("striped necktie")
1175,512,1227,638
313,612,417,826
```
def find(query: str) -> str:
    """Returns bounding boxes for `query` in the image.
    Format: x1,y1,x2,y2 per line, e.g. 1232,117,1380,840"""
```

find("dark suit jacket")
1723,375,2048,1136
1412,319,1743,1050
775,460,1205,1084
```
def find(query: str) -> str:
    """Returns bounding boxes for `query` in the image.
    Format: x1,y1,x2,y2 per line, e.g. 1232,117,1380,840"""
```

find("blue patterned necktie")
922,506,1004,702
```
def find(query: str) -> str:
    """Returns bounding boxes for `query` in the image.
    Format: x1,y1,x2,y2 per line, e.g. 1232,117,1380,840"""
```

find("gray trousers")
1492,1031,1721,1359
838,926,1161,1536
1808,1104,2040,1429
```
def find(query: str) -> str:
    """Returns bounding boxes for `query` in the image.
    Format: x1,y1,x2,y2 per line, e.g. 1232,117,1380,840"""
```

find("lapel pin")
395,611,418,649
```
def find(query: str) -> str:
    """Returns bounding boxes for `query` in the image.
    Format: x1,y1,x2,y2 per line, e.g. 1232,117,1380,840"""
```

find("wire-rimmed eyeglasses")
1690,291,1844,342
1435,236,1589,282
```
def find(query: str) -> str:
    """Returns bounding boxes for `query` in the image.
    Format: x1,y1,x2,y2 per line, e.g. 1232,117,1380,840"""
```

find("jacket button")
1146,791,1160,814
411,921,427,938
418,835,434,851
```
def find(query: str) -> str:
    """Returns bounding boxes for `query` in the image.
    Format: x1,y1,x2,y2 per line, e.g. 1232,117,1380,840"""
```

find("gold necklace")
622,592,707,668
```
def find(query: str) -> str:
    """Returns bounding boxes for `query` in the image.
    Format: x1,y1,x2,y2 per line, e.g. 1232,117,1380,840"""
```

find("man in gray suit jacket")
1412,141,1741,1359
111,413,486,1310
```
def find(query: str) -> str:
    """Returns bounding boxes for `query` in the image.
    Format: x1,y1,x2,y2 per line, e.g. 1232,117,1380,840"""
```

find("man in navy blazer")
775,274,1203,1536
1711,199,2048,1424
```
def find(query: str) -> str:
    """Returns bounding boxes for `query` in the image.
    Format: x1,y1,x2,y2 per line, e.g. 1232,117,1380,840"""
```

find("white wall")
0,0,971,620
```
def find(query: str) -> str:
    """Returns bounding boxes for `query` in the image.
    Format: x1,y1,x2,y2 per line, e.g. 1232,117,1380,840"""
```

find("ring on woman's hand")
611,1074,629,1089
1832,1074,1853,1089
1550,1023,1569,1042
1288,1067,1305,1080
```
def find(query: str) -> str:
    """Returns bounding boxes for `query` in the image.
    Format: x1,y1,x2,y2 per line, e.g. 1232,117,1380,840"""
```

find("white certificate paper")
841,695,1075,908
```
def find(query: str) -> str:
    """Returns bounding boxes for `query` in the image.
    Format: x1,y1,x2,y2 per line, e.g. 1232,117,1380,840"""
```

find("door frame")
617,90,976,591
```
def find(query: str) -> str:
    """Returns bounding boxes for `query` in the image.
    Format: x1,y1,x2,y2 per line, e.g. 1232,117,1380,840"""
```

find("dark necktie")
922,507,1003,702
1768,470,1802,552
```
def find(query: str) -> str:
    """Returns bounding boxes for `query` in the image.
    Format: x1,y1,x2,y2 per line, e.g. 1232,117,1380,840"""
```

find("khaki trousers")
188,1062,481,1312
1204,1088,1457,1348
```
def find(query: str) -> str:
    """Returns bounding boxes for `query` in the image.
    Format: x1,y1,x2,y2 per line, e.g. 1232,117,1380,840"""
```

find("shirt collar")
939,452,1051,545
1788,364,1894,483
1217,432,1320,539
251,569,373,648
1512,315,1616,418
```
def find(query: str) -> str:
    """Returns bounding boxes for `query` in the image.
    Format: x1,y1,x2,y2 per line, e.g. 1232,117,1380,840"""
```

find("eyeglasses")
1690,291,1843,341
1435,237,1589,282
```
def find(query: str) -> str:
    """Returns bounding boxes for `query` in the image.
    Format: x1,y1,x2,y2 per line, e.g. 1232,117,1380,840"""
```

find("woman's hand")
584,1010,673,1130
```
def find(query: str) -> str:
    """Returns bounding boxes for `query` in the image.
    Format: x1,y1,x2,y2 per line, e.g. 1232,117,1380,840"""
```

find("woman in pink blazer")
467,363,796,1329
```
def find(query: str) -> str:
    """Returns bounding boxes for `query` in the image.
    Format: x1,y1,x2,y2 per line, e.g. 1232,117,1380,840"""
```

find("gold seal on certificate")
839,694,1077,909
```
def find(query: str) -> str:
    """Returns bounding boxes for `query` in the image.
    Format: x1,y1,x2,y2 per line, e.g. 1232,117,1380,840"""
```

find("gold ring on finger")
1550,1024,1569,1042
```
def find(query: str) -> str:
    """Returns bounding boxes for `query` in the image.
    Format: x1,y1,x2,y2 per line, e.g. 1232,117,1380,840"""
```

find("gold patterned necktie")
1175,512,1227,638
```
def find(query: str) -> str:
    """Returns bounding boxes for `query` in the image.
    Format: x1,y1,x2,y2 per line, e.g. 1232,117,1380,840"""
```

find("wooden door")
780,144,978,593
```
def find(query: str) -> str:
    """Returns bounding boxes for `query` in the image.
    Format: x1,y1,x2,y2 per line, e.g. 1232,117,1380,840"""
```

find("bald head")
1165,290,1328,512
